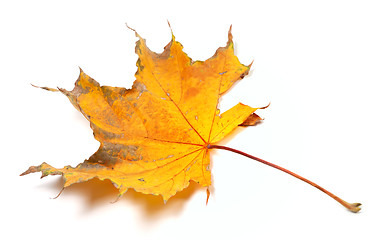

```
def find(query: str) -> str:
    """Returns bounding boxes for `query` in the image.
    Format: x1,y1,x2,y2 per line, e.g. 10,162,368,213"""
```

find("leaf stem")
208,144,361,213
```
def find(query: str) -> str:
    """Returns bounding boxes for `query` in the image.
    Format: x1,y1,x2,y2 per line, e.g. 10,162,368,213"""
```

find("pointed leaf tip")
167,20,175,40
206,188,210,205
20,165,41,176
227,25,233,44
31,83,59,92
260,102,271,109
248,60,254,69
125,23,142,39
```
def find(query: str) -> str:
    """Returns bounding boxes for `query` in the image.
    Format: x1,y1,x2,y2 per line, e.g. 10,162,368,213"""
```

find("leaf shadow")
43,176,203,218
122,181,204,219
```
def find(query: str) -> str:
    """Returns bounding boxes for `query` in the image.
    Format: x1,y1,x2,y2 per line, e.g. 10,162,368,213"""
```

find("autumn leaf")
22,25,361,212
22,26,258,201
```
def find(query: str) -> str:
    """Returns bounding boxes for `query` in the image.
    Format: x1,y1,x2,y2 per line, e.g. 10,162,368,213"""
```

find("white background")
1,0,368,239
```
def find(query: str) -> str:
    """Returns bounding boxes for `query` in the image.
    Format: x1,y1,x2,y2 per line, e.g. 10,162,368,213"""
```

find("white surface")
1,0,368,239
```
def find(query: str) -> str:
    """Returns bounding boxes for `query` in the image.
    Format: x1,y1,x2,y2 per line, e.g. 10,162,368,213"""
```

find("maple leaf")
22,25,361,212
22,26,258,202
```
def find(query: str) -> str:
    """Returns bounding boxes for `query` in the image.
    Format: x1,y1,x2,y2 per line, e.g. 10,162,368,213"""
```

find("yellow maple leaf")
22,25,361,212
